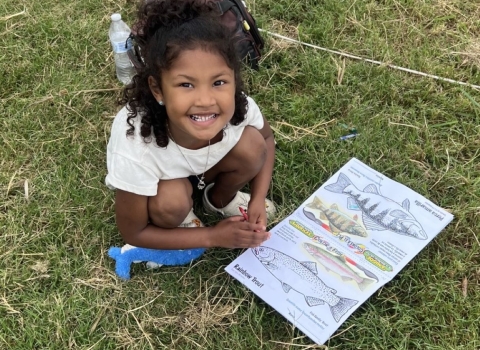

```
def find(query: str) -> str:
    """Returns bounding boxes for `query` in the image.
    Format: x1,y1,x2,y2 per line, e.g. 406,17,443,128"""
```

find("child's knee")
148,179,193,228
237,127,267,172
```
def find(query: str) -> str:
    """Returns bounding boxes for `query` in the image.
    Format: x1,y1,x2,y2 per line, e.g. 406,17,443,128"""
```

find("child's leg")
204,126,267,208
148,178,193,228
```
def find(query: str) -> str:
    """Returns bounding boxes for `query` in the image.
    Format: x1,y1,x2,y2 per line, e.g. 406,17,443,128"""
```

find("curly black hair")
119,0,248,148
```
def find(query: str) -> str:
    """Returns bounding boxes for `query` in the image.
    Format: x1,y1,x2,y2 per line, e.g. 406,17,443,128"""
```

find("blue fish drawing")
252,246,358,322
324,173,427,240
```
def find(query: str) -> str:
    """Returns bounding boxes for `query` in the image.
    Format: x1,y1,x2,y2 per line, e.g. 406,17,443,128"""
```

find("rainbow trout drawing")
304,197,367,237
252,246,358,322
303,243,377,291
325,173,427,240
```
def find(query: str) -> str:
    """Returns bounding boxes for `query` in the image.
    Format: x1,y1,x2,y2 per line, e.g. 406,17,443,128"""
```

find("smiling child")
105,0,276,251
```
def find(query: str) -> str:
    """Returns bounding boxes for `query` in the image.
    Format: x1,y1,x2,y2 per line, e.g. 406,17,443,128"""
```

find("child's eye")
180,83,193,88
213,80,226,86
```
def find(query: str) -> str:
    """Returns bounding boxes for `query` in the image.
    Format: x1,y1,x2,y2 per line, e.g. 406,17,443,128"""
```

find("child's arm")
247,116,275,226
115,189,269,249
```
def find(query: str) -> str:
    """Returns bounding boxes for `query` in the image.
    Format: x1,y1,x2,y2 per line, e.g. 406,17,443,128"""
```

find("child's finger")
255,218,267,228
231,219,265,231
248,213,265,225
248,218,267,232
249,232,271,247
247,214,258,224
245,222,266,232
228,215,245,223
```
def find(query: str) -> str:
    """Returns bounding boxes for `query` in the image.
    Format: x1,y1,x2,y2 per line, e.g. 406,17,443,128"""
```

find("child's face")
151,48,236,149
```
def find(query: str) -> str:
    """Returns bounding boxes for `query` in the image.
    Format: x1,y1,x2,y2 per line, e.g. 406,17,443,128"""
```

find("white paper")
225,158,454,345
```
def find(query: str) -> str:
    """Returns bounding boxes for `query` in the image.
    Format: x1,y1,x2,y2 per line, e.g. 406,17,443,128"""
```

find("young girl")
106,0,276,250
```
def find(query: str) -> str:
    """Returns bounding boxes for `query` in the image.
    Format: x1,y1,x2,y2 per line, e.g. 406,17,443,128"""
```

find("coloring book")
225,158,454,345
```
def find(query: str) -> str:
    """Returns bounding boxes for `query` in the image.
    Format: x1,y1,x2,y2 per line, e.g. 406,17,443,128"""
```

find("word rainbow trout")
252,246,358,322
325,173,427,240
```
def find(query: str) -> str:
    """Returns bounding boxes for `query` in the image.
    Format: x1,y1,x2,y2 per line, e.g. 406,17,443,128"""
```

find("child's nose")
195,87,215,107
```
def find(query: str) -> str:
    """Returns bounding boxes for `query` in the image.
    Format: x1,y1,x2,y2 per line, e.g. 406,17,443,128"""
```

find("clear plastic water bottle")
109,13,135,85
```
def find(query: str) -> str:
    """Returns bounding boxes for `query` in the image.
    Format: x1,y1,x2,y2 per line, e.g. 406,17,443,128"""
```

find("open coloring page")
225,158,454,345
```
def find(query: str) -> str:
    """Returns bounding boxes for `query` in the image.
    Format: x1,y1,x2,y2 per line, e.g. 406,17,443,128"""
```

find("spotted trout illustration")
252,246,358,322
304,197,367,237
324,173,427,240
303,243,377,291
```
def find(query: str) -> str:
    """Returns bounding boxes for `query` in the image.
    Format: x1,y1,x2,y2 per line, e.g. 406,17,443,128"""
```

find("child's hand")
247,197,268,227
211,216,270,248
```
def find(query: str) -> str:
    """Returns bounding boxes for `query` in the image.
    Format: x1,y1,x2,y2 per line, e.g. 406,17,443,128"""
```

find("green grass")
1,0,479,349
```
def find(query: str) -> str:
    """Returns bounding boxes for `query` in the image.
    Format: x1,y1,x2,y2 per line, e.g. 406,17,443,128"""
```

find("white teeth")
190,114,216,122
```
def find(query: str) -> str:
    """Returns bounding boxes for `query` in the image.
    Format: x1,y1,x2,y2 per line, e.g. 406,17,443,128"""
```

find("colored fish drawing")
324,173,427,240
303,243,377,291
252,246,358,322
304,197,368,237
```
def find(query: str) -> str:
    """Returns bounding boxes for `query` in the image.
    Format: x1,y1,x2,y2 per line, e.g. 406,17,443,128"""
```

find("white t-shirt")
105,96,264,196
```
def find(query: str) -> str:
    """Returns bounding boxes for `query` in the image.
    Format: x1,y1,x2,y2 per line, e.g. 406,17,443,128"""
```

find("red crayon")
239,207,248,221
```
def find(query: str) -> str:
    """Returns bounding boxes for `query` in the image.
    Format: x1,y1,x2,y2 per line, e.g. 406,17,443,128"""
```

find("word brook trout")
324,173,427,240
252,246,358,322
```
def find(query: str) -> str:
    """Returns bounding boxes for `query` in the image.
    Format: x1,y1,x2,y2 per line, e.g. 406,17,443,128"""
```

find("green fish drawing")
303,243,377,292
305,197,368,237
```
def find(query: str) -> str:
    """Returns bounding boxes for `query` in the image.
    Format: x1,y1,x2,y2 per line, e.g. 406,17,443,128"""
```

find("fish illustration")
252,246,358,322
303,243,377,291
324,173,427,240
304,197,368,237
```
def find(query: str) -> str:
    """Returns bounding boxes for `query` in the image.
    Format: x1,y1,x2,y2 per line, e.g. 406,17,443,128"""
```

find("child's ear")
148,76,164,103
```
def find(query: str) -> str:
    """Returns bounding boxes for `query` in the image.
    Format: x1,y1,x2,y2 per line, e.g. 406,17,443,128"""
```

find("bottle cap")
111,13,121,21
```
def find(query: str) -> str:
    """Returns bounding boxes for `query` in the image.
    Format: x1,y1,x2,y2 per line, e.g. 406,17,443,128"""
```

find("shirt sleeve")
105,153,159,196
245,96,265,130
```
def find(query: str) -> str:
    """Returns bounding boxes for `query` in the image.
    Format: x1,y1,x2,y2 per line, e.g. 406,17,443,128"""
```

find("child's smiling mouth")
190,114,218,122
